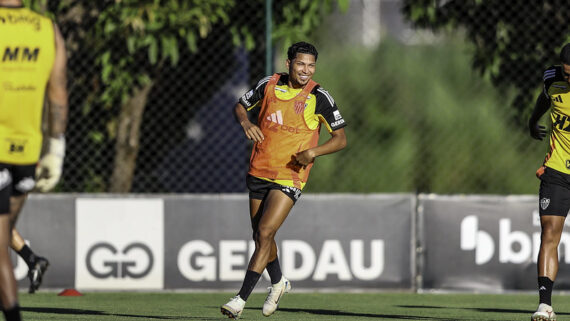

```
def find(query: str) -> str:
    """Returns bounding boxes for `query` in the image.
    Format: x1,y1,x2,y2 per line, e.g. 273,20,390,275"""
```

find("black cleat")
28,257,49,294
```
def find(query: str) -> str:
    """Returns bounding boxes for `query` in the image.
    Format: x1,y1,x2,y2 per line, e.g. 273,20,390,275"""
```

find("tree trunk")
109,82,154,193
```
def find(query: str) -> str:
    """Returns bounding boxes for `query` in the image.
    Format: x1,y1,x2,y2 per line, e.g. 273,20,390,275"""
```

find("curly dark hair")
287,42,318,61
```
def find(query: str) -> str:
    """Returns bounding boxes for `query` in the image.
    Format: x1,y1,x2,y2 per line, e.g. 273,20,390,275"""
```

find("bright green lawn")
17,291,565,320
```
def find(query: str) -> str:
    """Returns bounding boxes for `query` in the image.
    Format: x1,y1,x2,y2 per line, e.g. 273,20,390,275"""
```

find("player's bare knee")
256,226,276,245
541,228,562,246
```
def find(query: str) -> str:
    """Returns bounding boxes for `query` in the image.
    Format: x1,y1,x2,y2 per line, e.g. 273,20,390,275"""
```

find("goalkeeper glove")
35,136,65,192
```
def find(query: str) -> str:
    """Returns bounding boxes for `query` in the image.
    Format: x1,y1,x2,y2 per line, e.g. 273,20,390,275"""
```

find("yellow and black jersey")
0,5,55,164
239,73,347,133
542,65,570,174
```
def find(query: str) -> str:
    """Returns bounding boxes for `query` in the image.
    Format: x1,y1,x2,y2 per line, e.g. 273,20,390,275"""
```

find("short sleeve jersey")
542,65,570,174
239,74,346,133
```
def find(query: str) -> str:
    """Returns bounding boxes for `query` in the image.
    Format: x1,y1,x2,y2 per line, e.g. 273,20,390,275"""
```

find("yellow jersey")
0,6,55,164
542,65,570,174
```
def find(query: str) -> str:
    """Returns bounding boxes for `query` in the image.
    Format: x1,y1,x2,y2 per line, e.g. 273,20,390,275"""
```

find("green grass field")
15,291,568,320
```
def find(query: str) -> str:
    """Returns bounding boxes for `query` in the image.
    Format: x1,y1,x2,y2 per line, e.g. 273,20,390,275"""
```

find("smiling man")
220,42,347,319
528,43,570,321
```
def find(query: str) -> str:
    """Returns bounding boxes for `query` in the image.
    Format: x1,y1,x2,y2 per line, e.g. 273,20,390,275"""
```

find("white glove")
35,136,65,192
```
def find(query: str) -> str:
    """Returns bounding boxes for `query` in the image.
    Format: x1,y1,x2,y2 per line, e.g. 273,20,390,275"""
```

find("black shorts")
539,167,570,217
0,163,36,214
246,175,302,203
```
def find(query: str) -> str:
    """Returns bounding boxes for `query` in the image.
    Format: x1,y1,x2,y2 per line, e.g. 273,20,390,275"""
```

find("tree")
25,0,348,193
65,0,238,193
26,0,238,192
402,1,570,121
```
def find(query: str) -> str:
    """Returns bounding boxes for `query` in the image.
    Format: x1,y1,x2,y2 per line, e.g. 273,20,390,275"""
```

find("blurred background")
24,0,570,195
13,0,570,295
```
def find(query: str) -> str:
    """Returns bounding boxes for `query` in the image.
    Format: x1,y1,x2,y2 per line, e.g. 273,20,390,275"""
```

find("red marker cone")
57,288,83,296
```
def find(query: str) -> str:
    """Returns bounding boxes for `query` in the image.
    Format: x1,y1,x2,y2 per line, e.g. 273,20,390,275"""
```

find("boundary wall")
13,193,550,291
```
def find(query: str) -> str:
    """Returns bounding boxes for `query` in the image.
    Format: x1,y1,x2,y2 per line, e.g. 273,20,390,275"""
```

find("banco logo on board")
460,214,570,265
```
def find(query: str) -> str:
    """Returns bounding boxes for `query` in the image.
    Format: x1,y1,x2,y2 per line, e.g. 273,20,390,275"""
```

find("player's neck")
287,81,306,90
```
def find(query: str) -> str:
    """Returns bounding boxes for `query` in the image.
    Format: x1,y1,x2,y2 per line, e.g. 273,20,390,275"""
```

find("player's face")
286,53,316,89
563,64,570,85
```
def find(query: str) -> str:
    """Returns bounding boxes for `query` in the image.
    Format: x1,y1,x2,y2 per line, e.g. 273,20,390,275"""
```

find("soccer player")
0,0,69,319
528,43,570,321
220,42,347,319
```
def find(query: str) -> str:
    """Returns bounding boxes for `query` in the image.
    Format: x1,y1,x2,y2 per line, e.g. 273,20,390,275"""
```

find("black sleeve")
238,76,272,110
314,86,346,131
542,65,560,98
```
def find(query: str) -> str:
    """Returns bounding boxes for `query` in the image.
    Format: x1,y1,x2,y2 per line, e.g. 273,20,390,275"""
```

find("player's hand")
240,120,264,142
293,149,316,168
529,122,547,140
35,136,65,192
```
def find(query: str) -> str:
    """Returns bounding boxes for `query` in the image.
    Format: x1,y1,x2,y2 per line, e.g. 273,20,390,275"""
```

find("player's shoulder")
15,6,51,21
255,75,273,90
274,73,291,86
311,85,336,108
254,73,291,90
543,65,564,83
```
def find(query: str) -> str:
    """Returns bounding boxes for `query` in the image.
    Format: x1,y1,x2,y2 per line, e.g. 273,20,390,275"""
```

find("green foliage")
46,0,345,110
25,0,348,115
78,0,235,108
401,1,570,121
273,0,349,52
23,0,349,192
305,37,545,194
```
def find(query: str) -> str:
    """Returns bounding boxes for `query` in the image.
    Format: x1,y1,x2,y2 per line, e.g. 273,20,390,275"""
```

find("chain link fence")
57,1,268,193
52,0,557,194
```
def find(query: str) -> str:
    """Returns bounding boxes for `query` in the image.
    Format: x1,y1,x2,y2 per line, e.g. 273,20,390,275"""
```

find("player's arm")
35,23,69,192
234,78,270,143
295,88,347,166
528,90,550,141
47,23,68,136
234,103,264,142
294,128,347,167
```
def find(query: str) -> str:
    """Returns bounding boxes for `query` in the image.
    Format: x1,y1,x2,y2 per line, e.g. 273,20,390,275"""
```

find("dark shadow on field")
21,307,186,319
400,305,570,317
249,306,459,320
471,307,568,316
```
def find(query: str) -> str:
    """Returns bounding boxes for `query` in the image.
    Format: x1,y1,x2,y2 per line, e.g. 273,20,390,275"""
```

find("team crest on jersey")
540,198,550,210
566,160,570,169
294,101,306,114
